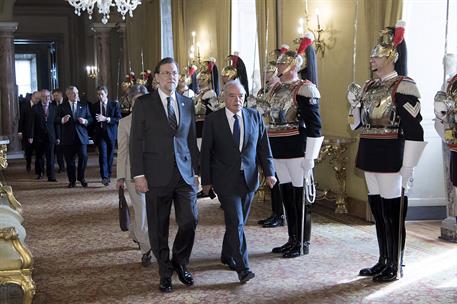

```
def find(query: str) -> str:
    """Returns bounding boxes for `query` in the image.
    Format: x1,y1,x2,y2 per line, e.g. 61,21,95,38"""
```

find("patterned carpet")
3,153,457,304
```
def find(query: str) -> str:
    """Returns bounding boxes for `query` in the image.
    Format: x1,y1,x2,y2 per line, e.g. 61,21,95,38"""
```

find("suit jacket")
91,100,122,141
19,101,34,138
129,90,199,187
55,100,93,145
200,107,275,196
29,101,58,143
117,115,133,180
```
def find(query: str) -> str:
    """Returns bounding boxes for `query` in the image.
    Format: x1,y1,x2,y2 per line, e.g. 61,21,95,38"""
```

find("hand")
116,178,125,189
56,139,60,145
400,166,414,189
194,176,200,188
96,113,108,122
301,158,315,181
134,176,149,193
62,115,70,124
202,185,212,195
77,117,86,125
265,176,277,188
28,138,33,144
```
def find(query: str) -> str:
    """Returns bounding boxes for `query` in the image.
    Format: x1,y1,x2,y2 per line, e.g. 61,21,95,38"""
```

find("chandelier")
67,0,142,24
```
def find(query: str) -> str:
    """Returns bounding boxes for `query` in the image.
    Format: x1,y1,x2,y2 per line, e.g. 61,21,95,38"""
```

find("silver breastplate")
360,78,399,133
267,82,299,129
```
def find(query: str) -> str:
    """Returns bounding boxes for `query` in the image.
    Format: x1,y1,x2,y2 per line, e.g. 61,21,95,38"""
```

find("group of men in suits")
19,85,121,188
129,57,277,293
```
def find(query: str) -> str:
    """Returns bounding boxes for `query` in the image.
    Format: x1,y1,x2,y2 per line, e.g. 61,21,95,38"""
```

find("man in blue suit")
56,86,93,188
130,57,199,293
91,85,121,186
201,79,277,283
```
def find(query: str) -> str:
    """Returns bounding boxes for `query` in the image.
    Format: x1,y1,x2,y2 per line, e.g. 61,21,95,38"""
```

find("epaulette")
396,77,421,99
297,81,321,99
202,90,217,99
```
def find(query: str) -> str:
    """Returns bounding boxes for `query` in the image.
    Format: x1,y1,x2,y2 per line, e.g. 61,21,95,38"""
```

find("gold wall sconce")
295,7,328,57
86,65,97,79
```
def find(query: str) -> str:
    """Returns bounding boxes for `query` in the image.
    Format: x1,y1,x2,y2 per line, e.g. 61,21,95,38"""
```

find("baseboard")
7,151,24,160
406,206,447,220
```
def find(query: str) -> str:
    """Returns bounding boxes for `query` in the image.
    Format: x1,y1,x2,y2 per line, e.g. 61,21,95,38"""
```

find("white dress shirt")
225,107,244,152
158,88,180,125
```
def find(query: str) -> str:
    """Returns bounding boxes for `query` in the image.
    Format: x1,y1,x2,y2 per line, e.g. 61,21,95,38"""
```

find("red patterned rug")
3,154,457,304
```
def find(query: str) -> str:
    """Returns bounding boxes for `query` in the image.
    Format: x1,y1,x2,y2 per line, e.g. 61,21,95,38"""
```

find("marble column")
0,22,19,152
92,23,116,95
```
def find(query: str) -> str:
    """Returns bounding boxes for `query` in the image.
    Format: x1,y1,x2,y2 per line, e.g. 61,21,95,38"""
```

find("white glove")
400,166,414,189
434,100,448,121
302,158,315,181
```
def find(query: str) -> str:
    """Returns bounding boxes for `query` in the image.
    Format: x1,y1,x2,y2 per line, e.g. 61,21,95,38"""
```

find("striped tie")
167,96,177,134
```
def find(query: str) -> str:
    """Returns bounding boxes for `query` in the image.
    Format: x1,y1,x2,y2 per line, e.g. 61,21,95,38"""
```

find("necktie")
233,114,240,150
43,103,49,120
167,96,177,133
71,102,76,119
101,103,106,128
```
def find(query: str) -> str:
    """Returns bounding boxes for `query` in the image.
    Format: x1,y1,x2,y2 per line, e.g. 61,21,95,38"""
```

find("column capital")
91,22,117,33
116,22,126,34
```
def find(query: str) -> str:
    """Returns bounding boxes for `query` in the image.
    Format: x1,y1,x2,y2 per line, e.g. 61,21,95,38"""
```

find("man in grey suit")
201,79,277,283
130,57,199,293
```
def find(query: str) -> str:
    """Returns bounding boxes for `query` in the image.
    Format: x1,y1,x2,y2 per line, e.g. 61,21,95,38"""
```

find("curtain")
256,0,277,87
171,0,188,69
365,0,403,46
216,0,231,73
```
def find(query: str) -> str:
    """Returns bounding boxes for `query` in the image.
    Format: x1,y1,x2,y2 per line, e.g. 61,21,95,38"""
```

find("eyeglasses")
159,71,178,77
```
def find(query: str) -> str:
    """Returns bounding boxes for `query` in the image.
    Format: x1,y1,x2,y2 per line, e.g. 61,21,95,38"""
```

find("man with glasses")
130,57,199,293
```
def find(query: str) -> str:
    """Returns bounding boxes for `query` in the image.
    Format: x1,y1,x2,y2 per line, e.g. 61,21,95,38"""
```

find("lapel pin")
181,103,184,106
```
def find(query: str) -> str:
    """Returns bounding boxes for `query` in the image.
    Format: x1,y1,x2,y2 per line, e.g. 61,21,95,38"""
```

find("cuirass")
360,78,399,131
267,82,299,128
194,89,209,115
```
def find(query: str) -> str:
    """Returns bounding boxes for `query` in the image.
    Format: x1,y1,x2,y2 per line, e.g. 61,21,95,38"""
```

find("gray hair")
127,84,148,100
223,79,246,95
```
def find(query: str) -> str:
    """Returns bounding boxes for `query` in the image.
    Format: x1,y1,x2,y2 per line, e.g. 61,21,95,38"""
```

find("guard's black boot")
373,196,406,282
359,195,387,276
271,183,295,253
283,187,310,258
272,235,297,253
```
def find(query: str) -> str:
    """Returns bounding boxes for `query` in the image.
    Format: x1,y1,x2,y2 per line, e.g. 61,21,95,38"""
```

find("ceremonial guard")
178,65,197,99
220,53,250,98
435,54,457,185
194,57,222,145
347,21,427,282
268,33,324,258
255,55,284,228
119,72,136,117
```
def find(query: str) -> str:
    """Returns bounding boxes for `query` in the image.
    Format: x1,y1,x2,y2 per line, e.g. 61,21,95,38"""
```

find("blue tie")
167,96,177,134
233,114,240,150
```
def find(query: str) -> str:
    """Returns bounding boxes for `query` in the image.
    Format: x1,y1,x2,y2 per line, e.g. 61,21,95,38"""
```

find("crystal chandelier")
67,0,142,24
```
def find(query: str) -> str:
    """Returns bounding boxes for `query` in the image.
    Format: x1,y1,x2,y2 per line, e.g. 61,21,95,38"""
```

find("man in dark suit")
56,86,93,188
19,91,40,173
130,57,199,293
91,85,121,186
28,89,58,181
201,79,277,283
52,88,66,173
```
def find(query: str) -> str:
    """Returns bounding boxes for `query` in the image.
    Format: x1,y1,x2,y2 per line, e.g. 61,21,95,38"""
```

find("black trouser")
23,138,34,171
63,143,88,183
270,173,284,216
95,132,116,179
145,164,198,278
35,139,56,179
55,143,65,171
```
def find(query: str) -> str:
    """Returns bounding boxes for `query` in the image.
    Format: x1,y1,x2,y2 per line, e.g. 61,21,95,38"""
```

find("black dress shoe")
80,180,88,187
36,174,43,180
171,260,194,286
263,215,285,228
159,277,172,292
258,214,275,225
238,270,255,283
102,178,110,186
220,256,237,271
282,242,309,258
26,165,31,173
359,260,387,276
141,250,152,267
373,263,398,282
272,237,295,253
68,182,76,188
48,178,58,182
